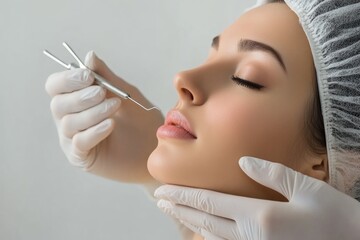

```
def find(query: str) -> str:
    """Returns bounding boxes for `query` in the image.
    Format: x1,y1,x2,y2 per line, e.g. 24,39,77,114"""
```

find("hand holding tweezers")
43,42,158,111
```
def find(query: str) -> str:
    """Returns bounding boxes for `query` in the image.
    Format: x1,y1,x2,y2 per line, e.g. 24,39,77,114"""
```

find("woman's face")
148,3,321,200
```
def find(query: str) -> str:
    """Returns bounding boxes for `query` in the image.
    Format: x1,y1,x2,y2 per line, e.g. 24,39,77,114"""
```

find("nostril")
181,88,194,101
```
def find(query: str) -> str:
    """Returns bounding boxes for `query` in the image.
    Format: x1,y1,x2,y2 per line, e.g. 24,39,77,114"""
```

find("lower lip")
157,125,196,140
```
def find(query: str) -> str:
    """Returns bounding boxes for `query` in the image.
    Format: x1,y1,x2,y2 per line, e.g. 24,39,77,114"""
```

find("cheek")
208,91,306,167
205,97,262,161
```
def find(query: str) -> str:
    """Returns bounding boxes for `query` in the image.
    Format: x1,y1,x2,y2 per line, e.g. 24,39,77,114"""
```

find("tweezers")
43,42,158,111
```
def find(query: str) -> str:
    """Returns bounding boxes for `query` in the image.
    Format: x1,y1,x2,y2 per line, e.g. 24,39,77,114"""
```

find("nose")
174,60,230,107
173,71,204,106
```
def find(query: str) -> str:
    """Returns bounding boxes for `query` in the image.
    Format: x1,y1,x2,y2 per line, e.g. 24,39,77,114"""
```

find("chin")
147,149,167,184
147,145,187,185
148,145,287,201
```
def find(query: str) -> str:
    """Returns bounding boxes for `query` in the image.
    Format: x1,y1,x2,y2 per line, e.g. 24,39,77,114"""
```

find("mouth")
157,110,197,139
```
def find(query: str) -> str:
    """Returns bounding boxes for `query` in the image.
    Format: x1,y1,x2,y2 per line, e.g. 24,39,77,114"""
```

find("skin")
148,3,328,205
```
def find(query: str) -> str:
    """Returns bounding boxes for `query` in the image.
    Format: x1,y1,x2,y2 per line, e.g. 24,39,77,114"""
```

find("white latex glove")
45,51,163,185
155,157,360,240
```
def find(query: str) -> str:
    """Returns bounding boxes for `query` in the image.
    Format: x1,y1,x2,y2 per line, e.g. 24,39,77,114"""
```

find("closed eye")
231,75,264,90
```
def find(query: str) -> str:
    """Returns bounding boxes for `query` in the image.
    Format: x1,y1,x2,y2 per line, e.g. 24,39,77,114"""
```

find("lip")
157,110,197,139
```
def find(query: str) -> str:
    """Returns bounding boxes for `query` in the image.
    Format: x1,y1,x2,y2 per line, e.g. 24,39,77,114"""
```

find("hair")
305,73,327,155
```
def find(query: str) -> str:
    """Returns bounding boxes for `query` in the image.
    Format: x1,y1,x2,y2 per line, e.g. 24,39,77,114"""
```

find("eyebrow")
211,35,287,72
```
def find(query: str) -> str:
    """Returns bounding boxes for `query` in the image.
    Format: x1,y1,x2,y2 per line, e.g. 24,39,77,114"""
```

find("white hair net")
255,0,360,200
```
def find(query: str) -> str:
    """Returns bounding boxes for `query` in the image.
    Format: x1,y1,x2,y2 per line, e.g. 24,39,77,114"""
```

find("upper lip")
165,110,197,138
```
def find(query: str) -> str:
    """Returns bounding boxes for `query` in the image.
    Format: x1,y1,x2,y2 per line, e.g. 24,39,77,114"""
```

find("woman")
156,0,360,239
45,0,360,239
148,2,327,202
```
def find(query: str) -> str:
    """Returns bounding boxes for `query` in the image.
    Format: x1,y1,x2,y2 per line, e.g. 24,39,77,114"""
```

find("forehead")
219,3,314,76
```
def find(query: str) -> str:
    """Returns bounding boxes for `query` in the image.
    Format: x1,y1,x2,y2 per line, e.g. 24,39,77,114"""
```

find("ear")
302,153,328,181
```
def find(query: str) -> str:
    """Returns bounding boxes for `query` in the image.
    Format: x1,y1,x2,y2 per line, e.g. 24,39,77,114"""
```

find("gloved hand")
45,51,163,184
155,157,360,240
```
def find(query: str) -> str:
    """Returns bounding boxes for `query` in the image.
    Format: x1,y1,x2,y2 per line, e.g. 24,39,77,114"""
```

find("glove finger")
51,85,106,119
45,68,94,97
67,142,94,169
57,135,92,168
84,51,131,97
61,98,121,138
157,196,244,240
239,156,309,200
72,118,114,153
85,51,118,81
65,118,114,169
172,204,239,240
155,185,271,219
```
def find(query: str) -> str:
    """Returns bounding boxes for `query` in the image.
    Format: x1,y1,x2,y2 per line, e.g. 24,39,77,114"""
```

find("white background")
0,1,253,239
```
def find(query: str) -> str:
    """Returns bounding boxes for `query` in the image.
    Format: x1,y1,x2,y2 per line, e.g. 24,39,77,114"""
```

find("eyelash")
231,75,264,90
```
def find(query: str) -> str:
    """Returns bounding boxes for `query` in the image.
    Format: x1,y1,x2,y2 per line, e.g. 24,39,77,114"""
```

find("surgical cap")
255,0,360,200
